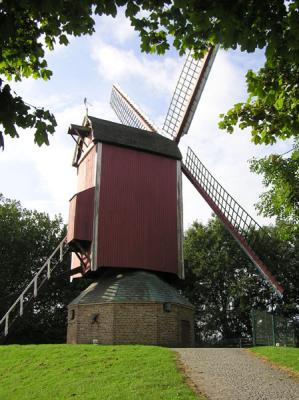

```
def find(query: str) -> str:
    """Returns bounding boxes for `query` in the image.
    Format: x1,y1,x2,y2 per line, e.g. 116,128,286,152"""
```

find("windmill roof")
88,116,182,160
70,271,193,307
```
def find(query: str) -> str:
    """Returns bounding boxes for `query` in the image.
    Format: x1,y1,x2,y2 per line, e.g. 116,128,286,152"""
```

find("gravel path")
175,348,299,400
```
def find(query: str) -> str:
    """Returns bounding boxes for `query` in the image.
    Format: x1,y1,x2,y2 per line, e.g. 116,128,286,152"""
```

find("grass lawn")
0,344,200,400
250,346,299,375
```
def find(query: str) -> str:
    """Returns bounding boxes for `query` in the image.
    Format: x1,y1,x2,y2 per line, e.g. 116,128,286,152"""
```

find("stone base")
67,271,194,347
67,301,194,346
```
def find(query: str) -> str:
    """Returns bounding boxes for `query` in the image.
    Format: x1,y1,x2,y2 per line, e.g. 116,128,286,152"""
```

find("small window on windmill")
91,313,100,324
163,303,172,313
70,309,75,320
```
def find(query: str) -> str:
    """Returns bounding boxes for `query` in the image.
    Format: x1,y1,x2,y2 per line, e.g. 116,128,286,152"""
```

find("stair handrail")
0,236,68,337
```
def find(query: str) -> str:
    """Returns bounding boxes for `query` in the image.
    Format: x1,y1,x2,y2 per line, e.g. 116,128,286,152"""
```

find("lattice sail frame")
162,46,218,143
183,148,283,297
110,84,159,133
109,51,284,297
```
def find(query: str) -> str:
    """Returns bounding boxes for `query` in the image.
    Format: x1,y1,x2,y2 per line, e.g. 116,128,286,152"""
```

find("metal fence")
251,309,296,346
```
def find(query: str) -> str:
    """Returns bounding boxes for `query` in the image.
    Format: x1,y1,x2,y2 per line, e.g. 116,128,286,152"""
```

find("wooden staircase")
0,236,68,338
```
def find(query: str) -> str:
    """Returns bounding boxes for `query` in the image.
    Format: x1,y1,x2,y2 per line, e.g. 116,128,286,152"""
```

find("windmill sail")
162,46,218,143
183,147,284,297
110,84,158,132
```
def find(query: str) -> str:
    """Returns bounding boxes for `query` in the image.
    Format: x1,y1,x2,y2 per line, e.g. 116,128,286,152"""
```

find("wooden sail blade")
110,84,158,133
183,147,284,297
163,46,218,143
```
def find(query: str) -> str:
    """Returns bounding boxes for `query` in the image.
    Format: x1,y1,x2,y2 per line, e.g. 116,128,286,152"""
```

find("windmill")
0,46,283,345
65,45,283,346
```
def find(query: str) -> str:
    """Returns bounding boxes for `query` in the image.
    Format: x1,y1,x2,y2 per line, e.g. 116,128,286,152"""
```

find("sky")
0,12,291,230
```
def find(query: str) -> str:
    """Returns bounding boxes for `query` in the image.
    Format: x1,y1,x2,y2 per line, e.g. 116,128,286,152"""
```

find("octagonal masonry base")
67,271,195,347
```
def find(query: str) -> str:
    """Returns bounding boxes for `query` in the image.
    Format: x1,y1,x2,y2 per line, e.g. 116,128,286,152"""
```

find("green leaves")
183,217,272,343
219,58,299,145
183,217,299,343
125,1,140,17
59,34,69,46
1,0,299,148
250,143,299,240
0,84,57,146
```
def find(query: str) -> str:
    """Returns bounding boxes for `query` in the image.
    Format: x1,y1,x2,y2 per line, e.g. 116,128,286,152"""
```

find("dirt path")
175,348,299,400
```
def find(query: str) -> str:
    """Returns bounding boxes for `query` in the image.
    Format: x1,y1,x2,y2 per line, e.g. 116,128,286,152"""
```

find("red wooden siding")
68,186,94,277
96,144,179,274
67,187,95,244
77,145,96,192
67,193,77,244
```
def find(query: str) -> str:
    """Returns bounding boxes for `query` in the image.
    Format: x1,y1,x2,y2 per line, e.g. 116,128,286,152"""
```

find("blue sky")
0,12,291,229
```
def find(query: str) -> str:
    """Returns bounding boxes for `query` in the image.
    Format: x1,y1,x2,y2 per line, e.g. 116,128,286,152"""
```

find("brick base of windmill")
67,270,194,346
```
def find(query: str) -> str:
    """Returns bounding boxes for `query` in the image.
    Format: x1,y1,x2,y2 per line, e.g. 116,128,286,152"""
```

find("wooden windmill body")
67,117,184,278
66,46,283,346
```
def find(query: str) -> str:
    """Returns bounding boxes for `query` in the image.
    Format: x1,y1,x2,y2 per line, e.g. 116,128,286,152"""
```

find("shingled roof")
88,116,182,160
70,271,193,307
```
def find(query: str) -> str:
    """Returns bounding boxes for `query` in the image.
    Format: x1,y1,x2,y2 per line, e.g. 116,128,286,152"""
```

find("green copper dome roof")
70,271,192,307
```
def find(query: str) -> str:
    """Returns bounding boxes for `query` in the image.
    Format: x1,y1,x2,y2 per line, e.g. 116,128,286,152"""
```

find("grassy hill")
0,344,198,400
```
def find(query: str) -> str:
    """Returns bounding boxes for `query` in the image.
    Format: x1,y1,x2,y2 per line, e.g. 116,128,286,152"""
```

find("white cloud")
91,39,181,94
94,13,135,45
1,116,76,219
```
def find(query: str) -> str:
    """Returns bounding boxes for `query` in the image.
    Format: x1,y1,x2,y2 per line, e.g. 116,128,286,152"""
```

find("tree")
182,217,299,344
249,140,299,240
0,195,86,343
0,0,122,146
1,1,299,147
182,217,271,344
218,57,299,145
